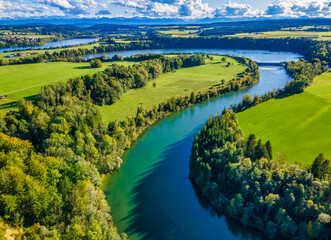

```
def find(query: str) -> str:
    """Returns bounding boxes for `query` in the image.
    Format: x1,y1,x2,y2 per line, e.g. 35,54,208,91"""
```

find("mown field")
0,61,134,115
231,31,331,41
158,29,199,37
101,55,246,122
237,71,331,165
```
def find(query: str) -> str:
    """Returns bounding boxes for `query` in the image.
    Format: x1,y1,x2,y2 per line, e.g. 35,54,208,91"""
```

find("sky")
0,0,330,19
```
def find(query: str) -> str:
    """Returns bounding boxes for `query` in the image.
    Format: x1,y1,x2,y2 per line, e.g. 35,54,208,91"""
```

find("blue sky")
0,0,330,19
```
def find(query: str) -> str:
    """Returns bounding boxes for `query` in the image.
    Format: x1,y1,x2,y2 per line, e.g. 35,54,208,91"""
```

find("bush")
90,59,102,68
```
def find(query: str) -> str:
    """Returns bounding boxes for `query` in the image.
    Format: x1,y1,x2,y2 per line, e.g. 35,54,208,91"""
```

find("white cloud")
43,0,98,15
215,1,262,18
0,0,330,19
0,0,61,18
110,0,213,18
266,0,331,18
44,0,73,9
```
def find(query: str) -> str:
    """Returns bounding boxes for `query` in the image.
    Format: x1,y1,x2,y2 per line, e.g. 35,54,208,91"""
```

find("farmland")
158,29,200,37
230,30,331,41
237,71,331,165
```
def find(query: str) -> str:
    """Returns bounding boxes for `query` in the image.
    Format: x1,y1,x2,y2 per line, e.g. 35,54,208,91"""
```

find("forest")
189,110,330,239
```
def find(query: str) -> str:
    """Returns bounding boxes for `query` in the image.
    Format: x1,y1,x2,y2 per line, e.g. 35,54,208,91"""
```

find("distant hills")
0,17,330,27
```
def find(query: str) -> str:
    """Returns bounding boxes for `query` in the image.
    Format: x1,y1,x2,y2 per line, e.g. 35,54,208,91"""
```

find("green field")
237,71,331,165
0,61,134,115
158,29,199,38
100,55,246,122
231,31,331,41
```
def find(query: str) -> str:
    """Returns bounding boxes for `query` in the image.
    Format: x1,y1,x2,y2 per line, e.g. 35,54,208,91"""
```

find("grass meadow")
0,61,133,115
231,31,331,41
100,55,246,122
237,71,331,165
158,29,199,37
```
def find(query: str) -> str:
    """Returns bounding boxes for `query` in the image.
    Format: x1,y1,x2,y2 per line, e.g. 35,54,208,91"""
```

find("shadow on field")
0,95,38,111
0,101,18,110
74,66,90,70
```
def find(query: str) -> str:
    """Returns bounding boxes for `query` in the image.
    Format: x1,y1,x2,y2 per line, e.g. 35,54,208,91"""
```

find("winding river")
0,38,99,53
102,49,303,240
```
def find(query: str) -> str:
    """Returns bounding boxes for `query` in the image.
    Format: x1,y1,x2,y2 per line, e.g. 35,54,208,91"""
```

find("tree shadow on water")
121,129,265,240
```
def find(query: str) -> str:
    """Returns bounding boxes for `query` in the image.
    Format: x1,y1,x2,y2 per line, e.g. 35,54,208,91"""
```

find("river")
0,38,99,53
102,49,302,240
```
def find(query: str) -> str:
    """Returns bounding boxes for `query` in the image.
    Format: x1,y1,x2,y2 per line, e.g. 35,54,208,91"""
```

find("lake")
0,38,99,53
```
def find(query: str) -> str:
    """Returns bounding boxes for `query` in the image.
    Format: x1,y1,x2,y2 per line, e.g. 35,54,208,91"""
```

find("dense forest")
189,110,330,239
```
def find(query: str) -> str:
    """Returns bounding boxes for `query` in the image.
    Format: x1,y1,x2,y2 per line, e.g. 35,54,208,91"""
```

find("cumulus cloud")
266,0,331,18
44,0,73,9
0,0,330,19
215,1,262,18
43,0,98,15
110,0,213,18
0,0,59,18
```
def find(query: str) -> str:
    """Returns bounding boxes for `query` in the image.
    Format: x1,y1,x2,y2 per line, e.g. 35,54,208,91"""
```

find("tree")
265,140,272,160
209,56,214,62
311,153,330,180
153,82,156,88
90,59,102,68
244,134,256,158
190,92,196,104
221,57,226,62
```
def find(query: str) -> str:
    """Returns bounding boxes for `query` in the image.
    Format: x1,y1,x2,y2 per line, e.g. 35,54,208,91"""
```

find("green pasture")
0,61,133,115
100,55,246,122
158,29,199,38
231,31,331,41
237,71,331,165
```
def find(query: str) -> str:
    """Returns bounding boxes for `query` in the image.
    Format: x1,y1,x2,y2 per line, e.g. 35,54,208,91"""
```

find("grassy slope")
237,71,331,165
101,55,246,122
0,61,133,115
